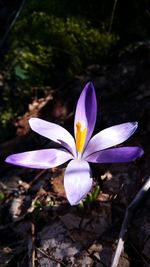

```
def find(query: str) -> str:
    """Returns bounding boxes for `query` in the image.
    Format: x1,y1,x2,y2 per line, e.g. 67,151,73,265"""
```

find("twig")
29,169,47,187
128,240,150,267
111,176,150,267
0,0,26,48
108,0,118,33
31,223,36,267
28,222,36,267
36,247,67,267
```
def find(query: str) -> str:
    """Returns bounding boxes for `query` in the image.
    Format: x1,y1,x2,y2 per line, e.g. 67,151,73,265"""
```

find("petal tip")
87,81,94,87
131,147,144,161
83,81,95,93
67,193,86,206
29,117,37,126
68,198,79,206
87,81,95,92
65,192,82,206
131,121,138,136
129,121,138,132
138,147,144,158
133,121,138,129
5,157,9,164
5,155,14,165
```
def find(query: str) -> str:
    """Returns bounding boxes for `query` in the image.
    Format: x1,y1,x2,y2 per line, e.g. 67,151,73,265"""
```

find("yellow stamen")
76,121,87,153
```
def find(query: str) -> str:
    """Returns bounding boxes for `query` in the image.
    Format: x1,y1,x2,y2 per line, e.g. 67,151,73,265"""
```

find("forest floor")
0,42,150,267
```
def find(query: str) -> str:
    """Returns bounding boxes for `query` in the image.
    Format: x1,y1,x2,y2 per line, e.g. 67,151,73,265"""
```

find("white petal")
5,148,73,169
29,118,76,156
64,159,92,205
84,122,138,157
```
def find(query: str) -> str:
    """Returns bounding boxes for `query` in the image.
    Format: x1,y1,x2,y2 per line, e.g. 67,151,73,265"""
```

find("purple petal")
64,159,92,205
74,82,97,151
5,149,73,169
86,147,144,163
84,122,138,157
29,118,76,156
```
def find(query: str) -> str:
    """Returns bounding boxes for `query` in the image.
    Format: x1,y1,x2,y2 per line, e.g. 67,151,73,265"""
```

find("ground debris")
0,43,150,266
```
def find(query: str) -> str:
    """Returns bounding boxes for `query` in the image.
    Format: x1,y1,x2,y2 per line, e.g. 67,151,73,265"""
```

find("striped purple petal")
64,159,92,205
74,82,97,153
86,147,144,163
84,122,138,158
29,118,76,156
5,148,73,169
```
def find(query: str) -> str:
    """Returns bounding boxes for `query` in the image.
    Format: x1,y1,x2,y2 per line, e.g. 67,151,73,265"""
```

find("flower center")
76,121,87,154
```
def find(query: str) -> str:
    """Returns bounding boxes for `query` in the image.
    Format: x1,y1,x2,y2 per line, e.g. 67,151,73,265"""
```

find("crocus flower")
5,82,143,205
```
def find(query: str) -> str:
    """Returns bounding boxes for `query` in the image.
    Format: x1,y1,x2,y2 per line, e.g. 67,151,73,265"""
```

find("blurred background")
0,2,150,267
0,0,150,142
